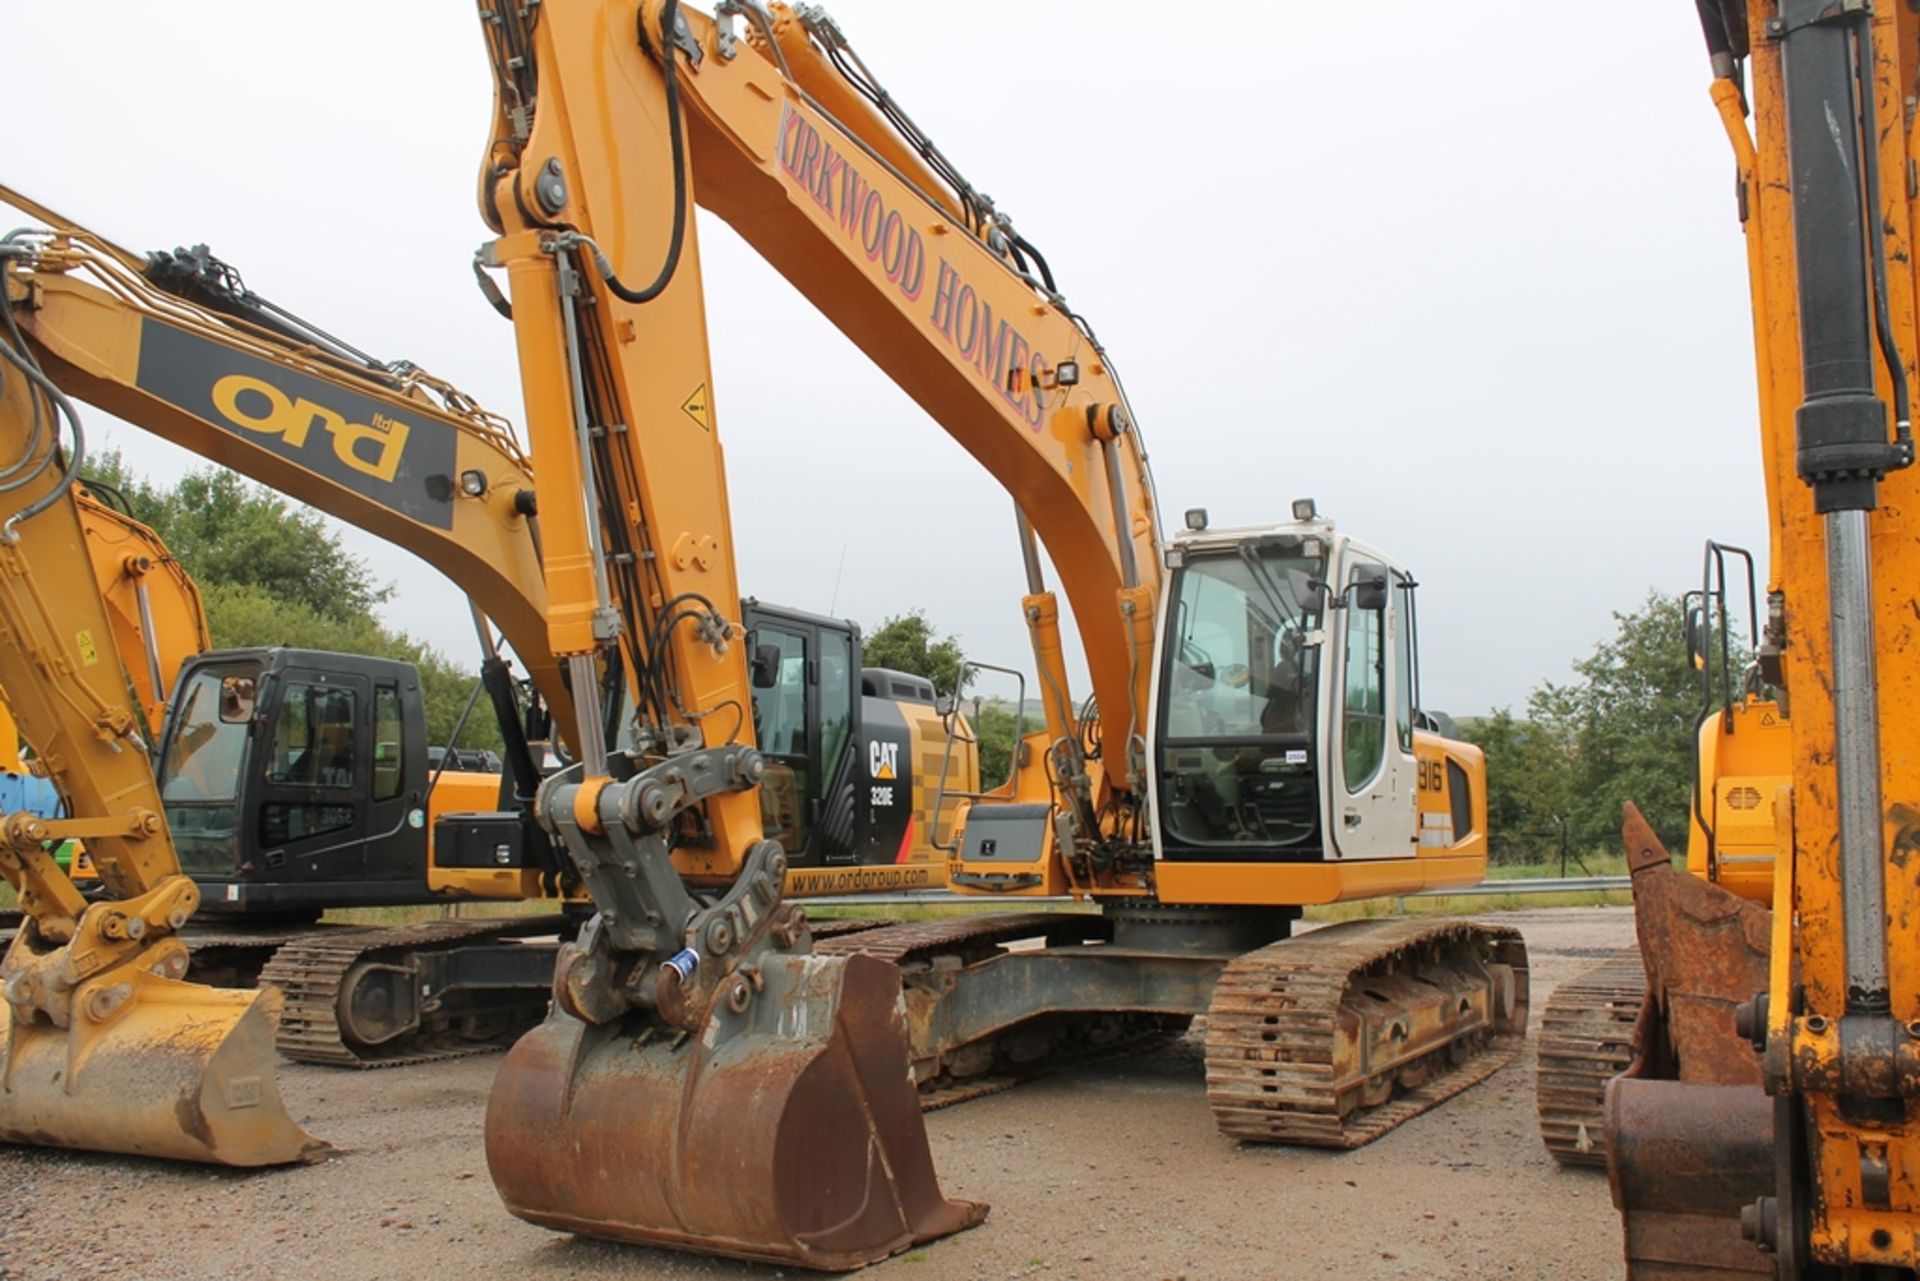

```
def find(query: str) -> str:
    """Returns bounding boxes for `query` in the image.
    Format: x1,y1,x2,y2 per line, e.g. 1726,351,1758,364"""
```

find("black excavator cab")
154,647,517,917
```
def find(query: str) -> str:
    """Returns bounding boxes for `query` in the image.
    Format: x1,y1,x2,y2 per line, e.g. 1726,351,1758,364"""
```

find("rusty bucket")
0,971,330,1166
486,950,986,1271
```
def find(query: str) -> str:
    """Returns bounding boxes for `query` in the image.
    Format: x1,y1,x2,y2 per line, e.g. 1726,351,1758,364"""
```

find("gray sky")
4,1,1764,719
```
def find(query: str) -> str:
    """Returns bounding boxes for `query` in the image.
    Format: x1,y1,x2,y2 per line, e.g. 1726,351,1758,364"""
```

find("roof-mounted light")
1184,508,1208,531
1291,497,1317,521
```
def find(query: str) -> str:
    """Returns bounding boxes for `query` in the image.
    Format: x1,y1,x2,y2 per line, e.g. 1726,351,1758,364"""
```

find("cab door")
247,665,376,883
747,611,862,865
1330,561,1418,858
752,623,814,857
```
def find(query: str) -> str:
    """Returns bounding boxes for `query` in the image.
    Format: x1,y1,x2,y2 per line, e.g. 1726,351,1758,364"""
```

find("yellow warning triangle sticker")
681,383,711,429
1761,712,1777,726
875,760,895,780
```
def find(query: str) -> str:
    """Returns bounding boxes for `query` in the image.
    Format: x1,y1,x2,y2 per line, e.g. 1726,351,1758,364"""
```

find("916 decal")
1417,759,1447,793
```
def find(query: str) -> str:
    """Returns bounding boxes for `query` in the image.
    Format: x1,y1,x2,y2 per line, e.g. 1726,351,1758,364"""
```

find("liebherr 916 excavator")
1536,1,1920,1276
470,0,1523,1267
2,0,1524,1268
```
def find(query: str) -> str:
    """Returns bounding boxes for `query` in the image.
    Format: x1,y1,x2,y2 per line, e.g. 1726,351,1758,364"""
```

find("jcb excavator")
1537,1,1920,1275
2,0,1522,1265
0,188,980,1075
466,0,1522,1269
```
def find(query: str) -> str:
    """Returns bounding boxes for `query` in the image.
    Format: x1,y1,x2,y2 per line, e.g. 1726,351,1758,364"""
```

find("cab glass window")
262,801,355,845
819,629,854,775
373,685,403,801
161,670,249,803
160,668,254,876
753,627,809,758
1343,567,1387,792
268,684,357,787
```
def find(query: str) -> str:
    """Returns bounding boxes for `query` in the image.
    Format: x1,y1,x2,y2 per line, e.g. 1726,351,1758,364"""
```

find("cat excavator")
2,0,1522,1266
1537,1,1920,1275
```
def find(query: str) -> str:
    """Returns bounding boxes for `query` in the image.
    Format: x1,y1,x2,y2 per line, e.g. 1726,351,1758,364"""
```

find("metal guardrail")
803,875,1631,909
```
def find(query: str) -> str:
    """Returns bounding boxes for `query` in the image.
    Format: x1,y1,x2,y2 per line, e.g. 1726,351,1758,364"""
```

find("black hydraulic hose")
0,271,84,528
76,476,133,516
472,254,513,321
480,654,541,809
1011,234,1057,294
1852,17,1913,453
594,0,689,305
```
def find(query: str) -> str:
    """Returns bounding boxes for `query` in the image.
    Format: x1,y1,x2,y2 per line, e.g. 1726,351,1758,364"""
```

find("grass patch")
4,856,1636,926
1487,849,1632,880
320,899,568,927
1304,889,1630,922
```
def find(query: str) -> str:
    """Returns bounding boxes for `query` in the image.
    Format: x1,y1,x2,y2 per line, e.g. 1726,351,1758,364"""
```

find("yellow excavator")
469,0,1520,1268
1537,1,1920,1275
3,0,1523,1267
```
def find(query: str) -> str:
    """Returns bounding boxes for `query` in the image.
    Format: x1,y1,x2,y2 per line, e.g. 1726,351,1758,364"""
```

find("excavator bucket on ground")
487,949,986,1271
0,959,328,1167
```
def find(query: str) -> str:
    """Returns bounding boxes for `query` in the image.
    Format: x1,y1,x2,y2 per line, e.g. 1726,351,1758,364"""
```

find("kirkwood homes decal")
135,318,460,530
777,103,1059,432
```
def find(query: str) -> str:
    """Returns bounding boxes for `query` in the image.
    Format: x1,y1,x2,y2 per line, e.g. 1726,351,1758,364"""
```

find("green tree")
84,454,498,752
1462,590,1715,862
201,583,498,751
84,451,388,622
1459,706,1574,865
863,610,973,696
969,701,1023,789
1547,591,1706,853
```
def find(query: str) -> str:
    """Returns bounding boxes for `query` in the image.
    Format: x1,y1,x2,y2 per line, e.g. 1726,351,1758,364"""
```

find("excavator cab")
1155,527,1330,854
741,600,975,892
1151,510,1480,889
156,648,501,916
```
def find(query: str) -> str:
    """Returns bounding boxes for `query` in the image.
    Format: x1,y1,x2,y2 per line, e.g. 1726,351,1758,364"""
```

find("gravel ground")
0,908,1634,1281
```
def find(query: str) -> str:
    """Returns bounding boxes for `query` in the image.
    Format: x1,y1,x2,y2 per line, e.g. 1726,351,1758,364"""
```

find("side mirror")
1285,568,1326,613
1684,604,1707,672
750,642,781,689
219,675,257,723
1351,571,1388,613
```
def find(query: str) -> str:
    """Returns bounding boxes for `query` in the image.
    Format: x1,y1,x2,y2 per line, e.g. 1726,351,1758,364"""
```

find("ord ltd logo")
211,374,409,483
135,318,458,530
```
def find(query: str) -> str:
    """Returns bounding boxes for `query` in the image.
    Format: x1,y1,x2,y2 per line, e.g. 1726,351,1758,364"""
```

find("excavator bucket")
0,971,329,1166
487,950,986,1271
